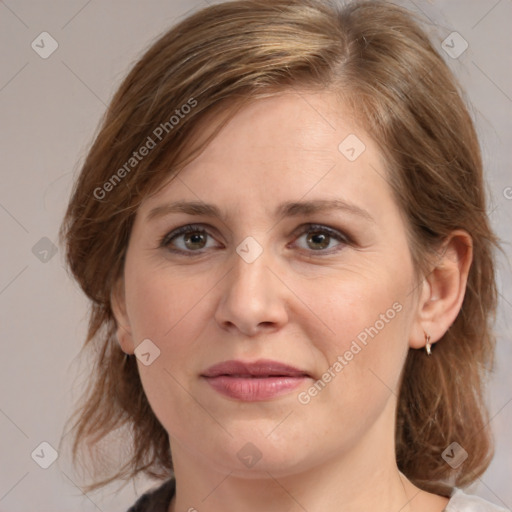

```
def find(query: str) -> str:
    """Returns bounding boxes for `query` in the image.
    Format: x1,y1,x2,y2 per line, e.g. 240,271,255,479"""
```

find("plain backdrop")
0,0,511,511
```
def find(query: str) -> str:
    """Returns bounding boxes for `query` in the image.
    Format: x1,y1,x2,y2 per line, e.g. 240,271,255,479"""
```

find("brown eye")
162,225,220,254
293,224,349,253
306,231,331,250
183,231,207,250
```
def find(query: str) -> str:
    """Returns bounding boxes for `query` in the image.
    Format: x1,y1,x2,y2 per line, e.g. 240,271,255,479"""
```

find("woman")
59,0,509,511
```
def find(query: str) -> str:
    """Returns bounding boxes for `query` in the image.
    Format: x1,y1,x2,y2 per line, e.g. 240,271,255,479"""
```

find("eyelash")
159,223,352,257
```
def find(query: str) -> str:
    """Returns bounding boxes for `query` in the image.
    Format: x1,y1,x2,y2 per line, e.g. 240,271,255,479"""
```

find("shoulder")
445,488,510,512
126,479,176,512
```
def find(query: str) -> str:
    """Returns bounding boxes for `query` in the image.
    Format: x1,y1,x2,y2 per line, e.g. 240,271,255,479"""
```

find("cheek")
291,279,411,450
304,268,409,348
123,263,217,398
124,266,208,343
123,268,215,436
299,265,413,399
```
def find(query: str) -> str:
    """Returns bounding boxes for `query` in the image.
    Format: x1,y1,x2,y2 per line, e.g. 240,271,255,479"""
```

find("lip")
202,359,311,401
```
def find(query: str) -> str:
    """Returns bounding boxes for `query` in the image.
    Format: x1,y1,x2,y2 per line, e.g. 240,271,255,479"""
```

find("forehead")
188,91,357,168
139,91,395,222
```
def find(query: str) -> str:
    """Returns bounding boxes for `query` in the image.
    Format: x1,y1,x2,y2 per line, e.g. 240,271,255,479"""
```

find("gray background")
0,1,510,510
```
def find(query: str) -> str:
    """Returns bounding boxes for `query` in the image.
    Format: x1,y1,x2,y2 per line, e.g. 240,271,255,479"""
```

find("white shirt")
445,488,510,511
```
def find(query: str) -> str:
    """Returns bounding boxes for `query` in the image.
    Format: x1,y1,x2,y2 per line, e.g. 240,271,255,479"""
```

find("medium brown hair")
59,0,498,495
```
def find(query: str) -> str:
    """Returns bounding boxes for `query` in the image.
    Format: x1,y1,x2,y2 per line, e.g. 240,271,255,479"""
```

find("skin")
112,91,472,512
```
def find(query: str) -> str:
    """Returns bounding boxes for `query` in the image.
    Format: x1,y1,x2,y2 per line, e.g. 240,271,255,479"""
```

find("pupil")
308,232,329,250
185,232,205,249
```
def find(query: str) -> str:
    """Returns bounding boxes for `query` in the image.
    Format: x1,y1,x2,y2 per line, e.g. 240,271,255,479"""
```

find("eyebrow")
146,199,375,223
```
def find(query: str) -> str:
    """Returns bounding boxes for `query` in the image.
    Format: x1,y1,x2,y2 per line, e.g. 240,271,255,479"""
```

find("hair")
59,0,499,496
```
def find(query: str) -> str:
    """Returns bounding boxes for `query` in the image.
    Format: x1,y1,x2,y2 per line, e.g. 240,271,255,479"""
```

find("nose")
214,247,289,337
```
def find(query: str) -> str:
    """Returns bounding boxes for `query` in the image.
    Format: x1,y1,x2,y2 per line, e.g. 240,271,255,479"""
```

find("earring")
425,333,432,356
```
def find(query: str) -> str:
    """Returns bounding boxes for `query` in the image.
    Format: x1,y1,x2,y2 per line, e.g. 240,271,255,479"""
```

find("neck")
167,402,438,512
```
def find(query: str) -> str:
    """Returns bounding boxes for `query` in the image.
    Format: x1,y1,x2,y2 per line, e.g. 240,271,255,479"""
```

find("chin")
197,431,320,479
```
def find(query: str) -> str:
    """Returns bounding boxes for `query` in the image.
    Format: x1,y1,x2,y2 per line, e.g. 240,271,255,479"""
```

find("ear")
409,230,473,350
110,277,135,355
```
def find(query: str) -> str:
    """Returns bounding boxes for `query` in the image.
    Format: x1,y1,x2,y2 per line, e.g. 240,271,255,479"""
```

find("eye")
160,224,221,253
160,223,350,256
292,224,349,253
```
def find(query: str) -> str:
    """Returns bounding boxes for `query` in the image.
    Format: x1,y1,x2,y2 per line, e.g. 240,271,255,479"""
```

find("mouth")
201,359,311,401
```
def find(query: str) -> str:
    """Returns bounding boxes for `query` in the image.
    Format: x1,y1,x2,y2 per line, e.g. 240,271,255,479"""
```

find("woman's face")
115,91,423,477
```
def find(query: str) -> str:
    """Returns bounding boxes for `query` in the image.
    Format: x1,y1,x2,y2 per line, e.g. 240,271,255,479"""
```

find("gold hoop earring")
425,333,432,356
